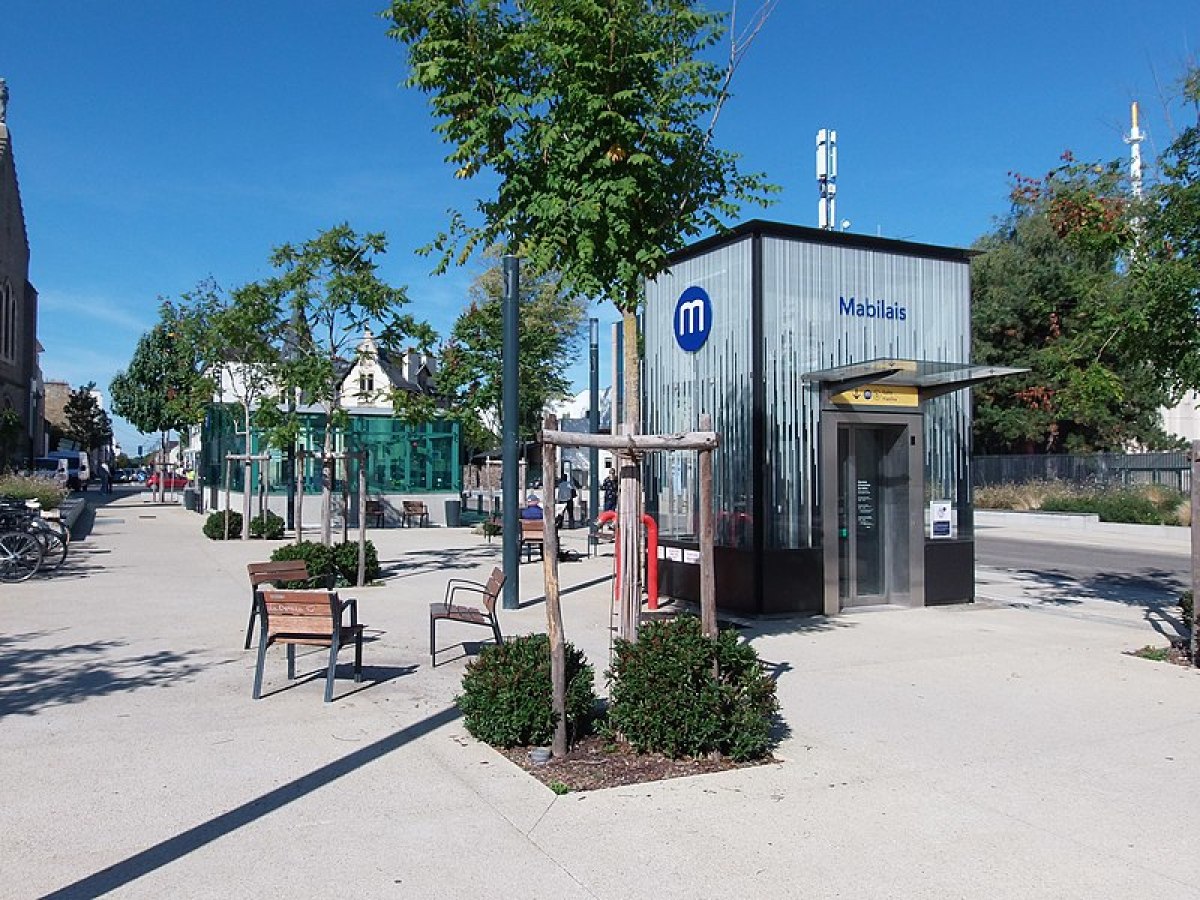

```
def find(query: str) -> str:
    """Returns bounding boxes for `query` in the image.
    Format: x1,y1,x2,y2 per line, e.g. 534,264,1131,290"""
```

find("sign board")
674,286,712,352
929,500,953,539
830,383,919,408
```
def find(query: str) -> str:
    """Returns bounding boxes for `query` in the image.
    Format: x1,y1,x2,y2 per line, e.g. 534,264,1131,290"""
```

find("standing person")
555,474,576,529
99,461,112,495
602,471,618,512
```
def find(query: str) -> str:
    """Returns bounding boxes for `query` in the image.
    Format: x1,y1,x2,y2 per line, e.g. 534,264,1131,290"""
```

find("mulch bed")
496,735,775,792
1127,641,1197,668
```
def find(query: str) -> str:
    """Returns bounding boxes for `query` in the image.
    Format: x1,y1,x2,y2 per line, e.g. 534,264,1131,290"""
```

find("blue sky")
3,1,1196,451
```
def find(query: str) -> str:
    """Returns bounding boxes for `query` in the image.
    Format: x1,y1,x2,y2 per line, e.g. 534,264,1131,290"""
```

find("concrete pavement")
1,494,1197,899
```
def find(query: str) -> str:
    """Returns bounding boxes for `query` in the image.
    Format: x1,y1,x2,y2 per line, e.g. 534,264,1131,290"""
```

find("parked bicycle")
0,497,69,582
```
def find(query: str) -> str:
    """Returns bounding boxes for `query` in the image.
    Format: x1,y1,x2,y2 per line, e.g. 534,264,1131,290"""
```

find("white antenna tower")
816,128,837,230
1124,101,1144,199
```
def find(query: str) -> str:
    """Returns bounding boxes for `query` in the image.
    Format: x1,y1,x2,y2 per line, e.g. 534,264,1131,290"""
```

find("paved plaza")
1,492,1198,899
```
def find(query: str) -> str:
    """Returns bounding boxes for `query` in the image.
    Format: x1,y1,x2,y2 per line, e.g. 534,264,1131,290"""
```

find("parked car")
147,472,189,490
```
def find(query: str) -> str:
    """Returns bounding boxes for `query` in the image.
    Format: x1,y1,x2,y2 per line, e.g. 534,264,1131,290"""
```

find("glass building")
201,405,460,496
644,221,1017,616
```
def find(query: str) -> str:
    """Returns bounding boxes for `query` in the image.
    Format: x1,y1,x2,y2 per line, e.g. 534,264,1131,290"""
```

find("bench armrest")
444,579,487,607
339,595,359,628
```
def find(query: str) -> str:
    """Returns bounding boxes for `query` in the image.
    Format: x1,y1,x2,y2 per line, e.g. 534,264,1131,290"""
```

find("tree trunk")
357,451,367,587
541,415,567,757
616,305,644,642
320,424,333,546
241,408,252,540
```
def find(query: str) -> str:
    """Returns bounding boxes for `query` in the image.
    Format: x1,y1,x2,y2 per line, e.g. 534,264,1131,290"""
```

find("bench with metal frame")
245,561,335,650
430,567,505,666
252,588,364,702
365,499,387,528
519,518,545,563
401,500,429,527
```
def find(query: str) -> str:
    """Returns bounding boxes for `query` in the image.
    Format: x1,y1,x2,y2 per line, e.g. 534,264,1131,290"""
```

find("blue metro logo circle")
674,286,712,352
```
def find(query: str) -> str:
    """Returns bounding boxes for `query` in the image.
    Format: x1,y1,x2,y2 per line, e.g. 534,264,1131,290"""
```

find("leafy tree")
180,278,287,539
401,252,587,458
256,224,435,544
63,382,114,457
386,0,775,637
972,155,1175,453
111,302,213,500
1129,66,1200,400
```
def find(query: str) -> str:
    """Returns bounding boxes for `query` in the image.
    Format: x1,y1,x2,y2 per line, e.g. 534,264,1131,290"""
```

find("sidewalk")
1,494,1198,899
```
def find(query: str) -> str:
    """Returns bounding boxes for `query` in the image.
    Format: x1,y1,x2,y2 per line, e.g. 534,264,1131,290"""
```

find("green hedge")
606,615,779,762
249,511,285,539
1040,487,1182,525
269,539,380,584
457,633,597,748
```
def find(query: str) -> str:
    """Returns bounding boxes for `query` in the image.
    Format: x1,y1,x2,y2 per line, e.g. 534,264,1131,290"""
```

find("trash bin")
444,498,462,528
182,488,199,512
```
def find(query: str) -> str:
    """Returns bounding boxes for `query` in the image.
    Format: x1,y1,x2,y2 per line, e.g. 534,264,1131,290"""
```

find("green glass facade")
202,406,461,494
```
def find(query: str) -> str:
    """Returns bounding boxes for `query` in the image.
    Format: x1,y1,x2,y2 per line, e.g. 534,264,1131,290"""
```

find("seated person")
521,493,544,520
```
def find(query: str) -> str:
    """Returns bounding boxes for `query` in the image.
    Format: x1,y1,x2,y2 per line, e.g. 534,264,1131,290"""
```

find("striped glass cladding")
644,231,973,550
644,236,754,545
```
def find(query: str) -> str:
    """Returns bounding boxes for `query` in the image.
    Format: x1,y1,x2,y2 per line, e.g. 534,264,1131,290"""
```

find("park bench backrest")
248,560,311,590
260,589,340,640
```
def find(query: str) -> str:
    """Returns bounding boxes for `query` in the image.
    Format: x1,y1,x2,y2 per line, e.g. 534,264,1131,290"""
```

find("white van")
40,451,91,490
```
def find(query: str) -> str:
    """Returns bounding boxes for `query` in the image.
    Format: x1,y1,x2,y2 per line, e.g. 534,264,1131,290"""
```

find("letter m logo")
673,286,712,352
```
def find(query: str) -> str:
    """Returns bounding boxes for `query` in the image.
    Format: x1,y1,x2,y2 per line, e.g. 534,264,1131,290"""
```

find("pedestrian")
99,461,112,495
555,474,576,529
521,493,544,521
602,472,618,512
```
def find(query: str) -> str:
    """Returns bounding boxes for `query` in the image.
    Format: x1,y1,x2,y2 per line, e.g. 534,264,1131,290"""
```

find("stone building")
0,80,43,467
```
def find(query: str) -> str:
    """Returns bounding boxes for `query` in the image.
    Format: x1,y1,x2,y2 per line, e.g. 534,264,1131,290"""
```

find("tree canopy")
110,302,212,440
63,382,114,454
409,252,587,453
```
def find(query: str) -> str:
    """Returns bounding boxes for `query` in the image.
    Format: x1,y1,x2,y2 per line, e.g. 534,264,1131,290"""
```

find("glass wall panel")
643,238,754,546
760,236,973,548
201,407,460,494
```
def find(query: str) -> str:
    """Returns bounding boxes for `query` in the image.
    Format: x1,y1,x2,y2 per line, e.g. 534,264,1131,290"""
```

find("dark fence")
972,452,1191,493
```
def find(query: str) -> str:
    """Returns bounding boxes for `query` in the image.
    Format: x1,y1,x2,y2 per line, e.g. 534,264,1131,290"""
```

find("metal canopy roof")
802,358,1027,400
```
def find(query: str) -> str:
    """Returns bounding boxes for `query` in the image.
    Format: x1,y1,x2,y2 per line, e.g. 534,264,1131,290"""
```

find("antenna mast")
1125,101,1144,199
816,128,837,229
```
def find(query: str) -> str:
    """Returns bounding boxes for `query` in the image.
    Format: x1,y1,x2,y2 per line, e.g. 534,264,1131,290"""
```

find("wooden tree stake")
541,414,568,757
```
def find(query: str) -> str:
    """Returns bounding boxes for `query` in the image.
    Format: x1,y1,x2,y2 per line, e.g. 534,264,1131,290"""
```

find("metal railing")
972,452,1191,493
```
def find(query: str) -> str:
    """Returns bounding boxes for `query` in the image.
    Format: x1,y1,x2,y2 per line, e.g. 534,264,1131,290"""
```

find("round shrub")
606,615,779,762
203,510,243,540
249,510,285,539
457,633,596,748
270,539,380,584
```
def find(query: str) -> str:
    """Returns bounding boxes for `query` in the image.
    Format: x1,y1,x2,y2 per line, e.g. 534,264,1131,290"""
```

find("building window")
358,372,374,394
0,279,14,365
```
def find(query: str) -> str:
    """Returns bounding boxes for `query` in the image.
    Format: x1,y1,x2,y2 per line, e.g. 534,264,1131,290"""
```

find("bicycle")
0,499,55,582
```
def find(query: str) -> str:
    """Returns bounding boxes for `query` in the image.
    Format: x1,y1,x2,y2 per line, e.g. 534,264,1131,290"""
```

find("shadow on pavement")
41,705,462,900
0,631,209,720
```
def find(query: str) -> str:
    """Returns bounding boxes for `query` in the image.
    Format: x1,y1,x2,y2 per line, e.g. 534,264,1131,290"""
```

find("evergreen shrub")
457,633,596,748
269,539,379,583
249,510,285,539
203,510,243,540
606,615,779,762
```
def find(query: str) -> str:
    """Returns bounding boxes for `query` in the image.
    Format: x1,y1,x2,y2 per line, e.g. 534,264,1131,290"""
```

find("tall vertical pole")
501,255,521,609
1191,441,1199,666
588,318,600,524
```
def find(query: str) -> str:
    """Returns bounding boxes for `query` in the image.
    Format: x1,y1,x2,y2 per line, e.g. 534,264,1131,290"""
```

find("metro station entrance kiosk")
642,220,1020,617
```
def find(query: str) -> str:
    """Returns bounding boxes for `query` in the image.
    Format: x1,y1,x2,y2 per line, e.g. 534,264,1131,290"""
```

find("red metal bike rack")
597,510,659,611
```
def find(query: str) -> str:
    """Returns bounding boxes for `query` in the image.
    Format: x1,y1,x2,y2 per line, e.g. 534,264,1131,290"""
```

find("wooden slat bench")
252,589,364,702
402,500,429,528
520,518,545,563
430,566,505,666
245,561,335,650
365,499,387,527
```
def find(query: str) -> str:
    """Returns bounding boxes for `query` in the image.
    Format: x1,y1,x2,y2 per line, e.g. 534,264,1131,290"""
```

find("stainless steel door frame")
820,410,925,615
